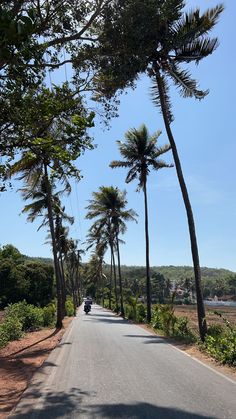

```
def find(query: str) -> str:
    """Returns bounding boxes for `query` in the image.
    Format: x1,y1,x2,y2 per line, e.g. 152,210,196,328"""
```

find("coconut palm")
10,154,70,328
147,3,224,340
86,186,137,315
97,0,223,341
86,223,109,304
110,124,172,322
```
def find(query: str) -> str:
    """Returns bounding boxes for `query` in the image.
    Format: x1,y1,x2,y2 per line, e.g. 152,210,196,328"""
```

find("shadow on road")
11,386,94,418
85,316,128,325
11,392,218,419
87,402,217,418
124,334,167,344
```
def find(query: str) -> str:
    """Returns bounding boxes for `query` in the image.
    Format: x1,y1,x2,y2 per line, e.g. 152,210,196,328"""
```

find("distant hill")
22,255,53,265
103,265,235,283
22,255,235,282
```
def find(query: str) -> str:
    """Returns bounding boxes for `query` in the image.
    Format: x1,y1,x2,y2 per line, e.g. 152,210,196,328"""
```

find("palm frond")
150,160,174,171
150,76,174,123
110,160,132,169
175,37,219,63
171,5,224,48
153,143,172,157
167,63,208,99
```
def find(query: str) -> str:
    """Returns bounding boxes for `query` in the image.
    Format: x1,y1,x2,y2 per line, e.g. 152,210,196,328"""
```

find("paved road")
11,305,236,418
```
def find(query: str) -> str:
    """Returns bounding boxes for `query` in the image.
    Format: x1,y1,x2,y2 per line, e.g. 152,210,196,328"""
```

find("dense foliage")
0,244,54,308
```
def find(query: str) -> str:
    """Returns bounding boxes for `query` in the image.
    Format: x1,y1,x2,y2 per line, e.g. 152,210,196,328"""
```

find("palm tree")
97,0,223,341
110,124,172,322
86,224,109,305
147,3,224,340
10,154,69,328
86,186,137,316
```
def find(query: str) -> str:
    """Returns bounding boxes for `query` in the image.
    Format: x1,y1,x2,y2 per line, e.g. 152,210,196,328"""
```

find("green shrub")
43,304,56,326
5,301,44,331
152,304,176,335
2,316,23,340
136,304,146,323
124,304,135,320
173,316,195,342
65,298,74,316
0,325,9,348
103,299,110,309
204,326,236,366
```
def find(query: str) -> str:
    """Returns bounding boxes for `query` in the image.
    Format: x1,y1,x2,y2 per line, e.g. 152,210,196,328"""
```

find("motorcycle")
84,304,91,314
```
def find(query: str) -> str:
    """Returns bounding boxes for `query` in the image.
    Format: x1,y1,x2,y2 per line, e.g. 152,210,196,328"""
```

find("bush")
173,316,195,342
204,326,236,366
0,325,9,348
151,304,176,335
124,304,135,320
43,303,56,326
65,298,74,317
2,316,23,340
136,304,146,323
103,299,110,309
5,301,44,331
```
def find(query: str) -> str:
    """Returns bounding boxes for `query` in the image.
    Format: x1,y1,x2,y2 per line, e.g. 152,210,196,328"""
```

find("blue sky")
1,0,235,271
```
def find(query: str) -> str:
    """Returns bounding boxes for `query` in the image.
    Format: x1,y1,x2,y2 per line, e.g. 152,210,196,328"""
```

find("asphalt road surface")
11,305,236,419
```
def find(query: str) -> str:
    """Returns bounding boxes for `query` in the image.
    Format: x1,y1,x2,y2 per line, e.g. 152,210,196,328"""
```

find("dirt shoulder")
0,317,73,418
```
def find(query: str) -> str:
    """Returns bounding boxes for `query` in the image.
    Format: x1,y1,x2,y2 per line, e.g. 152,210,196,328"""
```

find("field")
174,304,236,332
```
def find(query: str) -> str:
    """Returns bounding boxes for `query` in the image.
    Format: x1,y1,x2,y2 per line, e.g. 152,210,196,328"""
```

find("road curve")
11,305,236,418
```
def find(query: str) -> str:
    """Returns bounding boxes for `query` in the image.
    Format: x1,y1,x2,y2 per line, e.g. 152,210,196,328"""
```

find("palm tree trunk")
116,232,124,316
43,163,63,328
111,242,118,312
155,71,207,341
59,254,66,318
109,249,112,309
143,178,152,322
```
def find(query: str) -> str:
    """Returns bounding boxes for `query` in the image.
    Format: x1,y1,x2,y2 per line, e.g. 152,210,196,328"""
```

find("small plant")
136,304,146,323
173,316,195,343
0,325,9,348
1,317,23,340
65,298,74,317
43,304,56,326
152,304,176,335
203,312,236,366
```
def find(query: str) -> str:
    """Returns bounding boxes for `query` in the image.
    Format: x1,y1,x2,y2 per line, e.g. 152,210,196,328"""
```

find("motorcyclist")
84,297,92,312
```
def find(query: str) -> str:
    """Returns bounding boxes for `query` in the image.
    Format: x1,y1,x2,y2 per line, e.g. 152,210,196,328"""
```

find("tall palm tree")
110,124,172,322
96,0,223,341
10,154,69,328
86,224,109,305
147,3,224,340
86,186,137,316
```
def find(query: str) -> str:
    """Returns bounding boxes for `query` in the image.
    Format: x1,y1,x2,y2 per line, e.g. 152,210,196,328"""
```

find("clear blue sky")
1,0,235,271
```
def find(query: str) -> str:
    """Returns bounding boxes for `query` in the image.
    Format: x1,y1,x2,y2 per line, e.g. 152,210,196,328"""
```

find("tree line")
0,1,224,341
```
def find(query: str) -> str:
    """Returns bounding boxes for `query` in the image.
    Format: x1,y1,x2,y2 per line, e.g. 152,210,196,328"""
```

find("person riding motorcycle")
84,297,92,314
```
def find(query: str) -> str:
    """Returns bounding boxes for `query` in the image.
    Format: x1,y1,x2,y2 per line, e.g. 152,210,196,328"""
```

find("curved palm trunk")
111,242,118,312
155,71,207,341
116,232,124,316
143,178,152,322
43,163,63,328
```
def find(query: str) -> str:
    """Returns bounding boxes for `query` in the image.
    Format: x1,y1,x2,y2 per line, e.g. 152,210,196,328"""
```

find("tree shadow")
123,334,167,344
12,398,220,419
85,317,128,325
11,386,94,418
5,328,61,358
88,402,218,419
